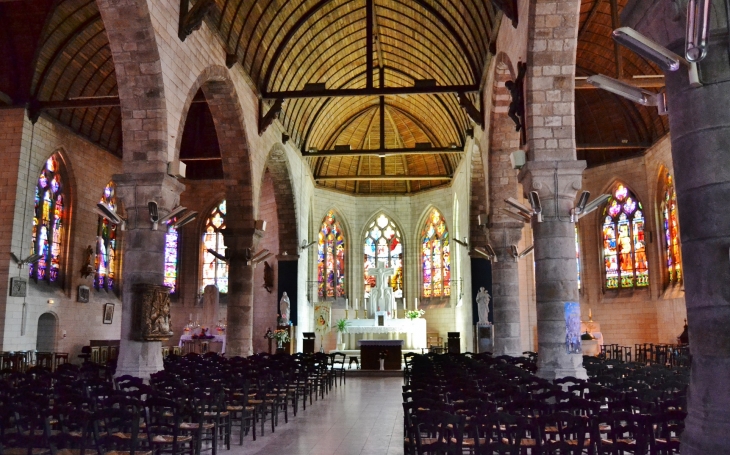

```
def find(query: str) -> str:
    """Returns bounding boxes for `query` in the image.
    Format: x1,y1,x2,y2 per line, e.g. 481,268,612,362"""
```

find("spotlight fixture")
159,206,188,225
453,238,469,248
148,201,159,230
471,244,498,263
170,211,198,229
586,75,667,115
95,202,126,230
503,196,542,223
500,208,531,223
206,248,228,263
571,193,611,222
685,0,711,62
528,191,542,222
300,240,317,250
9,252,42,269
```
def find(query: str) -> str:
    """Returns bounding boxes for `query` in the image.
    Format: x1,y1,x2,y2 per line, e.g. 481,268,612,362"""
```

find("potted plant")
405,309,425,320
266,328,291,353
335,318,350,351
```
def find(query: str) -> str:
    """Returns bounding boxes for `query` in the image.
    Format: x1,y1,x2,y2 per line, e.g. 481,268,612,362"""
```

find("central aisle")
233,377,404,455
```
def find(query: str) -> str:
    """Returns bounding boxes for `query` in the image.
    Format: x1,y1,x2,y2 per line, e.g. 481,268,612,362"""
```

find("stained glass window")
317,210,346,299
662,171,682,283
29,155,65,283
95,182,117,291
201,200,228,293
576,226,581,290
164,220,179,293
602,183,649,289
363,214,404,296
421,208,451,298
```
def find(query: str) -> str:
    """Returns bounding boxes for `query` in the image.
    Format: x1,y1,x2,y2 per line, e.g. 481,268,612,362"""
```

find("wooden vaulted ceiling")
208,0,498,193
576,0,670,167
0,0,671,187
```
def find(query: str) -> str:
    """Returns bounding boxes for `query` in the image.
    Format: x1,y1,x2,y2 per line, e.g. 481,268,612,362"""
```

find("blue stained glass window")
29,155,65,283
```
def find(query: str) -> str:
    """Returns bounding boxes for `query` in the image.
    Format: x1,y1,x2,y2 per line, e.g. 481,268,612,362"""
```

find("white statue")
367,261,395,317
280,292,291,323
476,287,490,324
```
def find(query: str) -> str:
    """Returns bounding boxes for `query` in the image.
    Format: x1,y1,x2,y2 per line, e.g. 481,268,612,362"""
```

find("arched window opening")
364,214,404,298
317,210,346,299
602,183,649,289
29,155,65,283
422,208,451,298
164,219,179,293
95,182,117,291
201,200,228,294
662,171,682,284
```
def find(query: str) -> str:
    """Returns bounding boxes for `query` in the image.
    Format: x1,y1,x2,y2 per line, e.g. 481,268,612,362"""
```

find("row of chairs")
0,351,69,372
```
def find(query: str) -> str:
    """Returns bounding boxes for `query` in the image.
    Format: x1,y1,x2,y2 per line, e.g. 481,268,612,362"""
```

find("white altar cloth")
179,334,226,353
346,318,427,349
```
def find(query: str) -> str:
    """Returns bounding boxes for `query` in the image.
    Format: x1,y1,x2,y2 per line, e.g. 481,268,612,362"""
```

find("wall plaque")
9,277,27,297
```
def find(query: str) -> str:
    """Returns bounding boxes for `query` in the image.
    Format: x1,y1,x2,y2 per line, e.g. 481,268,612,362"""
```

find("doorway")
36,312,57,352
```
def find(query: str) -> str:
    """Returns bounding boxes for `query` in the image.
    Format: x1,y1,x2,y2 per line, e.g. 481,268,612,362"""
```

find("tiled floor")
229,376,404,455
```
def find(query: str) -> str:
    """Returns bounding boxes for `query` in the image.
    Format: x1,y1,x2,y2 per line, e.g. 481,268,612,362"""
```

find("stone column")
521,0,585,379
114,173,184,378
520,162,586,379
224,227,263,357
621,2,730,451
488,225,523,356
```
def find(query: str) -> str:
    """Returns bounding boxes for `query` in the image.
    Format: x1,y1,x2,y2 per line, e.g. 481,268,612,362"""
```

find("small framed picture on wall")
103,303,115,324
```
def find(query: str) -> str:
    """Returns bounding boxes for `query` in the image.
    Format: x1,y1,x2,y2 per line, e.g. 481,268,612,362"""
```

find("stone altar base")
343,318,427,350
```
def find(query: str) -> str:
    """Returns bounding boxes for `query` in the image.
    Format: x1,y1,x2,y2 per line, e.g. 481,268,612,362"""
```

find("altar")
345,318,427,350
178,334,226,354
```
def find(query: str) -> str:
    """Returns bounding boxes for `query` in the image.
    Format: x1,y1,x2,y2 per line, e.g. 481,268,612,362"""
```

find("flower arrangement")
266,329,290,344
335,318,350,333
405,309,425,320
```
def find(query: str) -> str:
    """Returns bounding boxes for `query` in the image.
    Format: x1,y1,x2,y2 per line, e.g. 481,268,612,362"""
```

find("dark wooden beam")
315,175,452,181
180,156,222,161
262,84,480,100
258,98,284,135
575,76,664,89
305,147,463,157
178,0,214,42
610,0,623,79
578,0,603,40
577,143,650,150
37,96,121,109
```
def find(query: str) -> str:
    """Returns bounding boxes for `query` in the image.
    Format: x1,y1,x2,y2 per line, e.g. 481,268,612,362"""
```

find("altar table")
179,335,226,354
358,340,403,370
346,318,426,349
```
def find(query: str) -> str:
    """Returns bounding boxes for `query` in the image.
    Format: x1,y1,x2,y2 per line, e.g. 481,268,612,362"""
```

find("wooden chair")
35,352,54,370
412,410,465,455
54,352,69,370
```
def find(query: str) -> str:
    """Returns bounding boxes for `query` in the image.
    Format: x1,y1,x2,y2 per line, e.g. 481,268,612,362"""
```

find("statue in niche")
280,292,291,323
263,261,274,293
80,245,95,278
476,287,491,324
505,61,527,133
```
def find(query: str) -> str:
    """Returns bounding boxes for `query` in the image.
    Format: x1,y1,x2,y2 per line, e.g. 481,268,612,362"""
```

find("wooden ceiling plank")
578,0,603,40
315,175,451,181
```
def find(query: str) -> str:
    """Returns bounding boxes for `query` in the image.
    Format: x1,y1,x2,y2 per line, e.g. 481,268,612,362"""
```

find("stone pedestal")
520,161,587,380
113,173,184,378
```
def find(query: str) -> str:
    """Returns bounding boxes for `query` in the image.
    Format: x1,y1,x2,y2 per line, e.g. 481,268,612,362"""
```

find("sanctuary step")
328,349,421,370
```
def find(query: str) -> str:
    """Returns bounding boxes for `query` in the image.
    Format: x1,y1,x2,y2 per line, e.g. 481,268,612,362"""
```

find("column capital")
519,161,586,220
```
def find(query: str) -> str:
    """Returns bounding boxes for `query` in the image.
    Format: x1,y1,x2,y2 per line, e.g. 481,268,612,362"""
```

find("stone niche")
132,283,173,341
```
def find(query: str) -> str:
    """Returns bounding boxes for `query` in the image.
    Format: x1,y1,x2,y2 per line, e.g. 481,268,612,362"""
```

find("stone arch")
260,144,299,255
96,0,168,173
361,209,408,250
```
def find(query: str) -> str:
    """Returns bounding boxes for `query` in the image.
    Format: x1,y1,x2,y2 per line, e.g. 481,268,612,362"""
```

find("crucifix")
367,261,395,318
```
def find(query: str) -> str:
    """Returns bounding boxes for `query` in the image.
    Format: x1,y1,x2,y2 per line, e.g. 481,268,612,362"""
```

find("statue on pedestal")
280,292,291,323
476,287,490,324
367,261,395,318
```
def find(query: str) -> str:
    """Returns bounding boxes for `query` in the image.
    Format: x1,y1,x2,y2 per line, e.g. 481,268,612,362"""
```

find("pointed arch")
201,199,228,294
29,152,70,285
420,207,451,298
261,143,299,255
95,181,118,291
317,208,346,299
659,167,682,285
601,181,649,290
362,211,405,296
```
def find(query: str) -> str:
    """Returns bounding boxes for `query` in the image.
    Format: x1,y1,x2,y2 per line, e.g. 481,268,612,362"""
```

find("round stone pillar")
520,161,587,380
114,173,185,378
224,228,263,357
488,225,524,356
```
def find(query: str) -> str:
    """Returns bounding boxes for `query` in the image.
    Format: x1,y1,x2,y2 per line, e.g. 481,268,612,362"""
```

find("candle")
403,299,406,310
346,298,349,309
189,313,192,321
415,298,418,310
355,298,359,310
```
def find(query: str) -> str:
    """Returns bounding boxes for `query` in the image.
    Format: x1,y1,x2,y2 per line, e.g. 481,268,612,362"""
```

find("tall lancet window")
164,219,179,293
95,182,117,291
201,200,228,294
364,214,404,296
602,183,649,289
662,171,682,284
29,154,66,283
317,210,346,299
421,208,451,298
